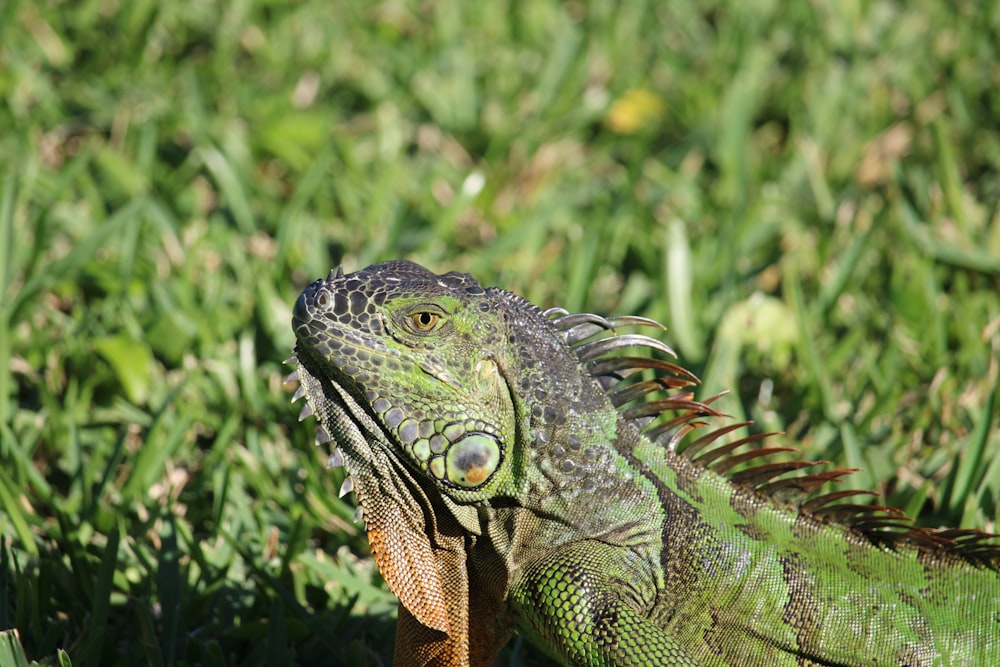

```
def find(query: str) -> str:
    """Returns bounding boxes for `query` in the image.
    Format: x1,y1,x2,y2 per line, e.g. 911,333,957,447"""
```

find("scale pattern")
289,261,1000,667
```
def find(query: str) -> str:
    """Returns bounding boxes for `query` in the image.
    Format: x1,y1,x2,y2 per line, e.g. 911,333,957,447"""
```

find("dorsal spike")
609,377,695,407
588,356,700,384
645,414,711,446
664,422,702,453
605,315,668,330
575,334,677,362
327,448,344,468
709,446,797,475
728,460,820,486
811,503,900,522
543,306,1000,565
550,311,616,332
622,396,720,423
542,306,570,319
799,489,878,513
680,422,753,459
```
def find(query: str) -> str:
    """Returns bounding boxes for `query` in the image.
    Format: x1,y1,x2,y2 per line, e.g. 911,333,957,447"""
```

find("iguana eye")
409,311,440,331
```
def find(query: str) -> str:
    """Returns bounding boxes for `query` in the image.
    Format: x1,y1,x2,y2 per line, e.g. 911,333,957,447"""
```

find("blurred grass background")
1,0,998,665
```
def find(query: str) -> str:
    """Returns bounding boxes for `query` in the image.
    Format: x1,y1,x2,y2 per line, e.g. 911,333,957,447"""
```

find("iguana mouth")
288,268,410,520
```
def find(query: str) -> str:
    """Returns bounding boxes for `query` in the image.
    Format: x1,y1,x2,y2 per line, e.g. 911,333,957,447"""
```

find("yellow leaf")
605,88,665,135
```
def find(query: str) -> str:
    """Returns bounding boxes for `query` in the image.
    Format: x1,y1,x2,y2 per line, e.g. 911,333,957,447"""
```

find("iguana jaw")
290,353,479,635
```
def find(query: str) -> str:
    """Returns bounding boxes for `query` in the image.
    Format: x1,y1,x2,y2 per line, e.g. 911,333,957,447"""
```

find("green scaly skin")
289,260,1000,667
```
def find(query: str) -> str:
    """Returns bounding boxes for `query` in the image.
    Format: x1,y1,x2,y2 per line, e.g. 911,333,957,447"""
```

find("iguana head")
291,260,543,641
291,260,520,502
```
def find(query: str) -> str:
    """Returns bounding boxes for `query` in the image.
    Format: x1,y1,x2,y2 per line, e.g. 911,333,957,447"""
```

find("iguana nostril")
292,288,315,326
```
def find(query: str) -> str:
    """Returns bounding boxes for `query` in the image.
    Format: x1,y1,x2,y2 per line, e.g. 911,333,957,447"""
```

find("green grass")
1,1,998,665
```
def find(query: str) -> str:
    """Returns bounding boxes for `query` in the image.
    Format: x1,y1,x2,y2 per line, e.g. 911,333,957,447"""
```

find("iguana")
287,260,1000,666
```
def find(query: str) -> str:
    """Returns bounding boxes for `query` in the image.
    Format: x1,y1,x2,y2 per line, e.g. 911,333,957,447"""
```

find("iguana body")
288,260,1000,666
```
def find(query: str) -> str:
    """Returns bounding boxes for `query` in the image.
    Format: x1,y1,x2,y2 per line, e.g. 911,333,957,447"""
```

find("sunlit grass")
1,1,997,665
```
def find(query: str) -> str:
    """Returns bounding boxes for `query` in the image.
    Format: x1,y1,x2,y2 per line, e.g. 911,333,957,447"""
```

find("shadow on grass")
0,523,397,667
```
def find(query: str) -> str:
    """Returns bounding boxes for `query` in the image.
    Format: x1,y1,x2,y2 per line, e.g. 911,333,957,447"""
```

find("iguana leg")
510,541,699,667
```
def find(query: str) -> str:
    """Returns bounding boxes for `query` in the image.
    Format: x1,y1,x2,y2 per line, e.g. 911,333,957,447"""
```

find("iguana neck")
476,289,666,566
